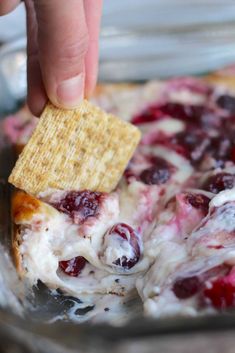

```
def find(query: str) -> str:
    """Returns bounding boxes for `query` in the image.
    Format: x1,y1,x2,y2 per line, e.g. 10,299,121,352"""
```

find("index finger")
84,0,103,97
0,0,20,15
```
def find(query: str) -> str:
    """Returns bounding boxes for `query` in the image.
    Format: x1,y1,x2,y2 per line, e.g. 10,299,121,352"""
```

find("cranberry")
230,146,235,163
171,129,210,164
203,173,235,194
160,103,206,122
52,191,104,224
140,166,170,185
207,245,224,250
124,169,136,181
185,193,210,213
106,223,141,269
173,276,202,299
204,276,235,309
133,99,223,140
173,266,231,302
168,142,188,157
140,157,171,185
132,102,209,125
208,135,232,166
132,106,165,125
217,94,235,114
59,256,86,277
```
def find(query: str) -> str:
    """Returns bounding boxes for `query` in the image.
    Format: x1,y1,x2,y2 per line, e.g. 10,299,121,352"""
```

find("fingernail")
56,73,84,108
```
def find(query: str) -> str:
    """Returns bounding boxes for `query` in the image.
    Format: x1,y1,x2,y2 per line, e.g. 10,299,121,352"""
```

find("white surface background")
1,1,235,41
0,1,235,78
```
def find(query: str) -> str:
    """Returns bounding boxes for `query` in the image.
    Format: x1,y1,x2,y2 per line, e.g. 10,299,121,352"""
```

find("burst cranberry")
231,146,235,163
52,191,104,223
207,245,224,250
124,169,136,181
160,103,206,122
132,102,209,125
140,157,171,185
185,193,210,213
204,276,235,309
208,135,232,166
132,106,165,125
171,129,210,164
173,276,202,299
203,173,235,194
217,94,235,114
168,142,188,157
106,223,141,269
59,256,86,277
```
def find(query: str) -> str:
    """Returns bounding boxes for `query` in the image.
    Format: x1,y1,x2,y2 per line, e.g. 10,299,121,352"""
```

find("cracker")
9,100,141,195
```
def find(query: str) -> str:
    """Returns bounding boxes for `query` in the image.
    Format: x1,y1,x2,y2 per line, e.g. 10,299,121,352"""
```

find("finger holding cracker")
9,100,141,195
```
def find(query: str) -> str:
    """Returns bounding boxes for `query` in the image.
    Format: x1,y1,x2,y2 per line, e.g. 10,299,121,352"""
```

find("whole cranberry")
104,223,141,269
173,276,202,299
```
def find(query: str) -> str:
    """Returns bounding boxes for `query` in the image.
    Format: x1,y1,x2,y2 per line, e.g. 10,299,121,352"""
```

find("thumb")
34,0,88,108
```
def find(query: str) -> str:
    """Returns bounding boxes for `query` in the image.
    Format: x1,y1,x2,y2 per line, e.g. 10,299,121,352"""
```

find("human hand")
0,0,103,115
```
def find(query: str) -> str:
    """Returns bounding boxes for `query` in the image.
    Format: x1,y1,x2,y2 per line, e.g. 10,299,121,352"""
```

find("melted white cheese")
210,188,235,208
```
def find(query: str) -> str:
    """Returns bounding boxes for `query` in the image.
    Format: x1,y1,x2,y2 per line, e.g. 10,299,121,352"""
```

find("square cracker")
9,100,141,195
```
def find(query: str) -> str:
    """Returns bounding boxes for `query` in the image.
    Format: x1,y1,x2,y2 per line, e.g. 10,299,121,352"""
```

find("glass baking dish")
2,76,235,353
2,3,235,350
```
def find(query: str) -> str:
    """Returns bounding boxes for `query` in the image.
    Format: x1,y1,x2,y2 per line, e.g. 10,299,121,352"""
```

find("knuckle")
62,32,89,63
